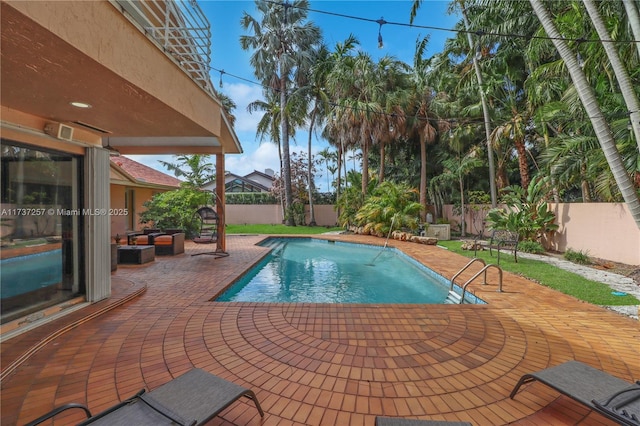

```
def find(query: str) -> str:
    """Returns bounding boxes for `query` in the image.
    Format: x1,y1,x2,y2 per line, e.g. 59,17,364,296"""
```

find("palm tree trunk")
361,133,370,197
583,0,640,154
622,0,640,59
279,72,295,226
419,137,427,222
336,143,342,219
459,176,466,237
378,140,385,183
514,139,530,190
461,2,497,208
529,0,640,228
307,108,317,226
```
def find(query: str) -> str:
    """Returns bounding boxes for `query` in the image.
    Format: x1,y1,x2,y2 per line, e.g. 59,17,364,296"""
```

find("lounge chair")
26,368,264,425
375,418,471,426
510,360,640,425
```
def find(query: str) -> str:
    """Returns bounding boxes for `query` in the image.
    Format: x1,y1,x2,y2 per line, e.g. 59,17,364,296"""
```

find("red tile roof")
110,156,181,188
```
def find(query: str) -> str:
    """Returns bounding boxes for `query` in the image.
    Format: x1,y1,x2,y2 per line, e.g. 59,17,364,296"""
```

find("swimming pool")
216,238,484,304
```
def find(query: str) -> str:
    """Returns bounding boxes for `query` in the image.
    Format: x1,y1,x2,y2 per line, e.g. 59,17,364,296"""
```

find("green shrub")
354,181,421,236
564,248,591,265
139,188,209,238
226,192,277,205
518,240,545,254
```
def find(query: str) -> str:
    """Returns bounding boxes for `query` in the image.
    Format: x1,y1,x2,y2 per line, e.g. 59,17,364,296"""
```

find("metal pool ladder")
446,258,503,304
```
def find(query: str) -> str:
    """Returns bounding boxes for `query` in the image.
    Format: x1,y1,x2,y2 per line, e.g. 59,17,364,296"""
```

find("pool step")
267,240,288,257
444,290,465,304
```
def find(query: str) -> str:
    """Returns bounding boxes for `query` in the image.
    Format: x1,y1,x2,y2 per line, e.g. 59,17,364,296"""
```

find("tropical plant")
354,181,422,237
158,155,214,188
139,188,210,238
517,240,545,254
335,170,373,228
485,175,558,241
564,247,591,265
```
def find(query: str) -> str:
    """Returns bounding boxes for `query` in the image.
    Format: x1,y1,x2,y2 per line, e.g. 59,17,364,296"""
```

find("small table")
117,245,155,264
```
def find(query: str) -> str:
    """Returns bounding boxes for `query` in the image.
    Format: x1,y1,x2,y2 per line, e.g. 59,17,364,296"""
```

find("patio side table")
117,245,155,264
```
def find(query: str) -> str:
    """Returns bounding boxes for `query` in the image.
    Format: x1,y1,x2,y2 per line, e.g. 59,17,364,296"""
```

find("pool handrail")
459,264,503,304
450,258,486,291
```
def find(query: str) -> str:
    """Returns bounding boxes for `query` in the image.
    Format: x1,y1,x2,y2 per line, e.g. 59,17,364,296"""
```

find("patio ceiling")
0,1,241,155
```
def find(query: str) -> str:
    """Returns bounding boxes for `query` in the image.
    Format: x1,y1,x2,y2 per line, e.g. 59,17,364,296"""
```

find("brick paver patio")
1,235,638,425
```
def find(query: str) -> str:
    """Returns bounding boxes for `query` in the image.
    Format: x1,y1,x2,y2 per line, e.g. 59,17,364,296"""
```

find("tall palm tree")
582,0,640,153
370,55,409,184
529,0,640,228
240,0,320,225
291,43,332,226
247,91,288,220
405,36,442,221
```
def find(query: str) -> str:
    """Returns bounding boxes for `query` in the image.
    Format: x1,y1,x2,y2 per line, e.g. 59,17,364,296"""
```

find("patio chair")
375,417,472,425
487,229,519,264
26,368,264,426
510,360,640,425
193,206,218,244
191,206,229,258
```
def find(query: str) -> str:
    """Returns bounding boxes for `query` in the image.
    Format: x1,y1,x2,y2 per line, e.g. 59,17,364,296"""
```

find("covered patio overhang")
1,0,241,251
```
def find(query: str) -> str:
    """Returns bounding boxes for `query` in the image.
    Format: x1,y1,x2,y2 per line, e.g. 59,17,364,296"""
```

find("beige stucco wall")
109,184,162,237
226,204,338,227
546,203,639,265
442,202,639,265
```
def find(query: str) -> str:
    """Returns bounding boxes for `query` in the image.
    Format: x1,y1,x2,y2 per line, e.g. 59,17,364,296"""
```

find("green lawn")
226,224,343,235
437,240,639,306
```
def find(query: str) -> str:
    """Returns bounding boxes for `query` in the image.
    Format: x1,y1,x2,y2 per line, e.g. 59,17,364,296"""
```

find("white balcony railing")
114,0,213,94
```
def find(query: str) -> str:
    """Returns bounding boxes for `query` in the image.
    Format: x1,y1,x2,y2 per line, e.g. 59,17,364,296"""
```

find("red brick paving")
1,235,638,425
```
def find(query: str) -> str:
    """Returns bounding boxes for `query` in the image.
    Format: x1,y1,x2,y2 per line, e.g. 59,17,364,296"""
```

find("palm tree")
317,147,335,192
582,0,640,153
247,90,299,221
240,0,321,225
159,155,214,188
529,0,640,228
216,92,237,128
405,36,442,222
291,43,332,226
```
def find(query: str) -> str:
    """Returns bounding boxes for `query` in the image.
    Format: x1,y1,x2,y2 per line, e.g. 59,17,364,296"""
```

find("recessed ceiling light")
70,101,92,109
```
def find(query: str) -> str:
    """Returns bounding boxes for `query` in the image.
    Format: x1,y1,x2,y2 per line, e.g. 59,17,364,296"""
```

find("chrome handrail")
459,264,503,304
449,258,486,291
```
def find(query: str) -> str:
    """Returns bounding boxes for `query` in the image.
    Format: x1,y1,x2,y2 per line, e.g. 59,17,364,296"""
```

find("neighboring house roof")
110,156,181,189
244,169,275,182
202,169,276,193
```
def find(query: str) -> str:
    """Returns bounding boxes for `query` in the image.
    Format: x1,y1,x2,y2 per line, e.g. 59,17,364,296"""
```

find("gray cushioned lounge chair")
510,360,640,426
375,417,472,426
26,368,264,426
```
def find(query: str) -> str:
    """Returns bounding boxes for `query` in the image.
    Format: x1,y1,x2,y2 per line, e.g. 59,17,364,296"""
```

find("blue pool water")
216,238,454,304
1,249,63,298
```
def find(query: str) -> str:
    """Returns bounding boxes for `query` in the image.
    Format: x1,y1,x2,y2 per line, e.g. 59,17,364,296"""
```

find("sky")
127,0,461,191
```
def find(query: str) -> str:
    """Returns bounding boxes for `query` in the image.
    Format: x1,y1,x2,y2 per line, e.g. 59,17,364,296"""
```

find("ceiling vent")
44,122,74,141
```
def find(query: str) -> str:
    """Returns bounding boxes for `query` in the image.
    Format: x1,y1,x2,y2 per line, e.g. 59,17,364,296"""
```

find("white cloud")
225,142,280,176
222,82,264,133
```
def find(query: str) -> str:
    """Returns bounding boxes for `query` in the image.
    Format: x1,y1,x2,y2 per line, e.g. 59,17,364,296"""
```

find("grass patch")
438,240,638,306
226,224,343,235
